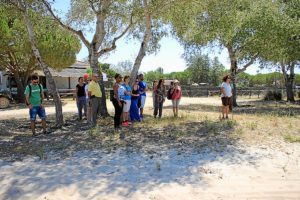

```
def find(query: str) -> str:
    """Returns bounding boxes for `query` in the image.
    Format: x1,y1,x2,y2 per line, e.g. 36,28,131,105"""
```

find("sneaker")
127,121,132,125
122,121,129,127
32,132,37,137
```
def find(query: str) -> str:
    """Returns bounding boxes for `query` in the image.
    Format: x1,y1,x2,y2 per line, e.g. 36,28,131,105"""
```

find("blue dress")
130,88,140,122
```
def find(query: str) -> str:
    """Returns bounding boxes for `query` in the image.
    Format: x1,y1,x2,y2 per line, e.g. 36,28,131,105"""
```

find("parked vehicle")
0,90,14,109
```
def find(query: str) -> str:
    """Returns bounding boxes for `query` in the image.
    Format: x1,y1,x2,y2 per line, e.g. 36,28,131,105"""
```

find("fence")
180,86,300,98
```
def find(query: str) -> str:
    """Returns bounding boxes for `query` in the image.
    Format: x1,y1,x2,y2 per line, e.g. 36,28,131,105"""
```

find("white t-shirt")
221,82,232,97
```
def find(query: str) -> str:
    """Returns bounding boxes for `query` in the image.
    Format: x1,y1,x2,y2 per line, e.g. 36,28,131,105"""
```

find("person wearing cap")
171,79,182,117
138,73,148,119
88,73,102,126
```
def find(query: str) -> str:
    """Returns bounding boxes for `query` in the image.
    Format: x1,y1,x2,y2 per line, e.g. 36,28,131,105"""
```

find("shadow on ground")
0,113,259,199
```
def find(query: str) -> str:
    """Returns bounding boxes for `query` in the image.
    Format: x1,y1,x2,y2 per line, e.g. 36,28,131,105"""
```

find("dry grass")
0,97,299,161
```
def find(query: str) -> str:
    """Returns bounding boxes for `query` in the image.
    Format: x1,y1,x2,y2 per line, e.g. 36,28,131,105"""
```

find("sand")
0,94,300,199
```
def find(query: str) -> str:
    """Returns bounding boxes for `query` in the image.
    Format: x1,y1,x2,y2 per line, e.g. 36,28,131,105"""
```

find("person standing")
171,79,182,117
85,79,92,123
24,74,47,136
75,77,87,120
122,76,132,126
130,78,141,122
152,80,158,109
138,73,147,119
220,75,232,119
88,73,102,126
154,79,166,118
112,73,124,131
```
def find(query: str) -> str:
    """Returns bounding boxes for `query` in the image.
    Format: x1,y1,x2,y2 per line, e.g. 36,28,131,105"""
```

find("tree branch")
237,53,258,73
97,15,134,56
88,0,98,14
41,0,91,49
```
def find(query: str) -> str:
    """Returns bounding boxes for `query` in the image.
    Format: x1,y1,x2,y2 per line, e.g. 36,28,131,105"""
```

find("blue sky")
53,1,278,75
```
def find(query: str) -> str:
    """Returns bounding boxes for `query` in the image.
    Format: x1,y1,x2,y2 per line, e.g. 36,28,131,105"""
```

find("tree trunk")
20,0,63,127
89,48,109,117
227,45,238,107
282,64,295,102
130,0,152,87
14,71,26,103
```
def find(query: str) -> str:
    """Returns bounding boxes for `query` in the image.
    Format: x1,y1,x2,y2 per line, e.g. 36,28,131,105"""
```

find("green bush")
264,90,282,101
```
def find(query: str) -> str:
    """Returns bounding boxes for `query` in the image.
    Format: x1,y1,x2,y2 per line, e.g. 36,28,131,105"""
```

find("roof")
34,61,108,81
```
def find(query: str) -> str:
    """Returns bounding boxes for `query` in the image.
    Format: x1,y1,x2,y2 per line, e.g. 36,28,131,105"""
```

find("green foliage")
0,5,81,72
185,54,225,86
112,60,133,76
144,70,165,82
99,63,116,79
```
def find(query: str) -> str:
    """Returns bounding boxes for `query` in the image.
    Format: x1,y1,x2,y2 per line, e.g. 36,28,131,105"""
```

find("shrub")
264,90,282,101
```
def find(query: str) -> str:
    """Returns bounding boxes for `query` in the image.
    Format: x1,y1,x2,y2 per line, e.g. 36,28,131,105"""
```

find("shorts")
122,100,131,112
172,99,180,107
221,97,232,106
30,106,46,121
140,96,146,108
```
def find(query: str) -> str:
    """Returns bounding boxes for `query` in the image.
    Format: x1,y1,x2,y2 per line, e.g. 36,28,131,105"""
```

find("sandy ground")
0,94,300,200
0,93,220,120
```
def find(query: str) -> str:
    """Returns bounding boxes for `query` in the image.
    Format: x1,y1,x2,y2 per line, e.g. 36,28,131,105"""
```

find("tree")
255,0,300,101
156,67,164,74
11,0,69,127
113,60,133,75
41,0,136,116
167,0,264,106
0,4,81,103
210,57,226,86
186,54,210,84
185,54,225,86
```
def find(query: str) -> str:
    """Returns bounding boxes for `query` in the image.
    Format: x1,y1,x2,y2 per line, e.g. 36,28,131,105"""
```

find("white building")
0,61,108,92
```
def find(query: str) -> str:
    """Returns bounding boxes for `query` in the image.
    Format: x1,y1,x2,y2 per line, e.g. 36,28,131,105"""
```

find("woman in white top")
220,75,232,119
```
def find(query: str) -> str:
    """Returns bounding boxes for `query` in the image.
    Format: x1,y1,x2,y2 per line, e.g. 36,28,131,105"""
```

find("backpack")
28,84,42,98
167,88,173,100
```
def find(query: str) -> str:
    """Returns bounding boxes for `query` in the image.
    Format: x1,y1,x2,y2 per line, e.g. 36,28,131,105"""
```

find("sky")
53,1,278,75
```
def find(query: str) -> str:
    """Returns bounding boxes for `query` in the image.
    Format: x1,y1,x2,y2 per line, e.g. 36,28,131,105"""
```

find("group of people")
24,72,232,136
152,79,182,118
111,73,147,131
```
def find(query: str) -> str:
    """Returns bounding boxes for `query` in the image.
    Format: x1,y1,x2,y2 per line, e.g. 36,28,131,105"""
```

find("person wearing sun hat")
170,79,182,117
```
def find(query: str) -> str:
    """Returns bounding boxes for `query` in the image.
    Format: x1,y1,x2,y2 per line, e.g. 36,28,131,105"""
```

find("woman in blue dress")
130,78,141,122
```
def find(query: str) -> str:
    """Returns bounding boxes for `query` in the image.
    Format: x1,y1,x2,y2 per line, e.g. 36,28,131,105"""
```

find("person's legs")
78,98,83,120
86,100,91,123
81,97,87,117
37,107,47,133
154,97,159,117
175,100,180,117
30,107,37,135
91,98,98,126
158,101,163,118
140,96,146,117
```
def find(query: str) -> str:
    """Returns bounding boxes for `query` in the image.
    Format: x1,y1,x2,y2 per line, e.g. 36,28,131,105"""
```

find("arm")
75,86,79,102
25,94,32,109
221,87,226,97
113,84,122,107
